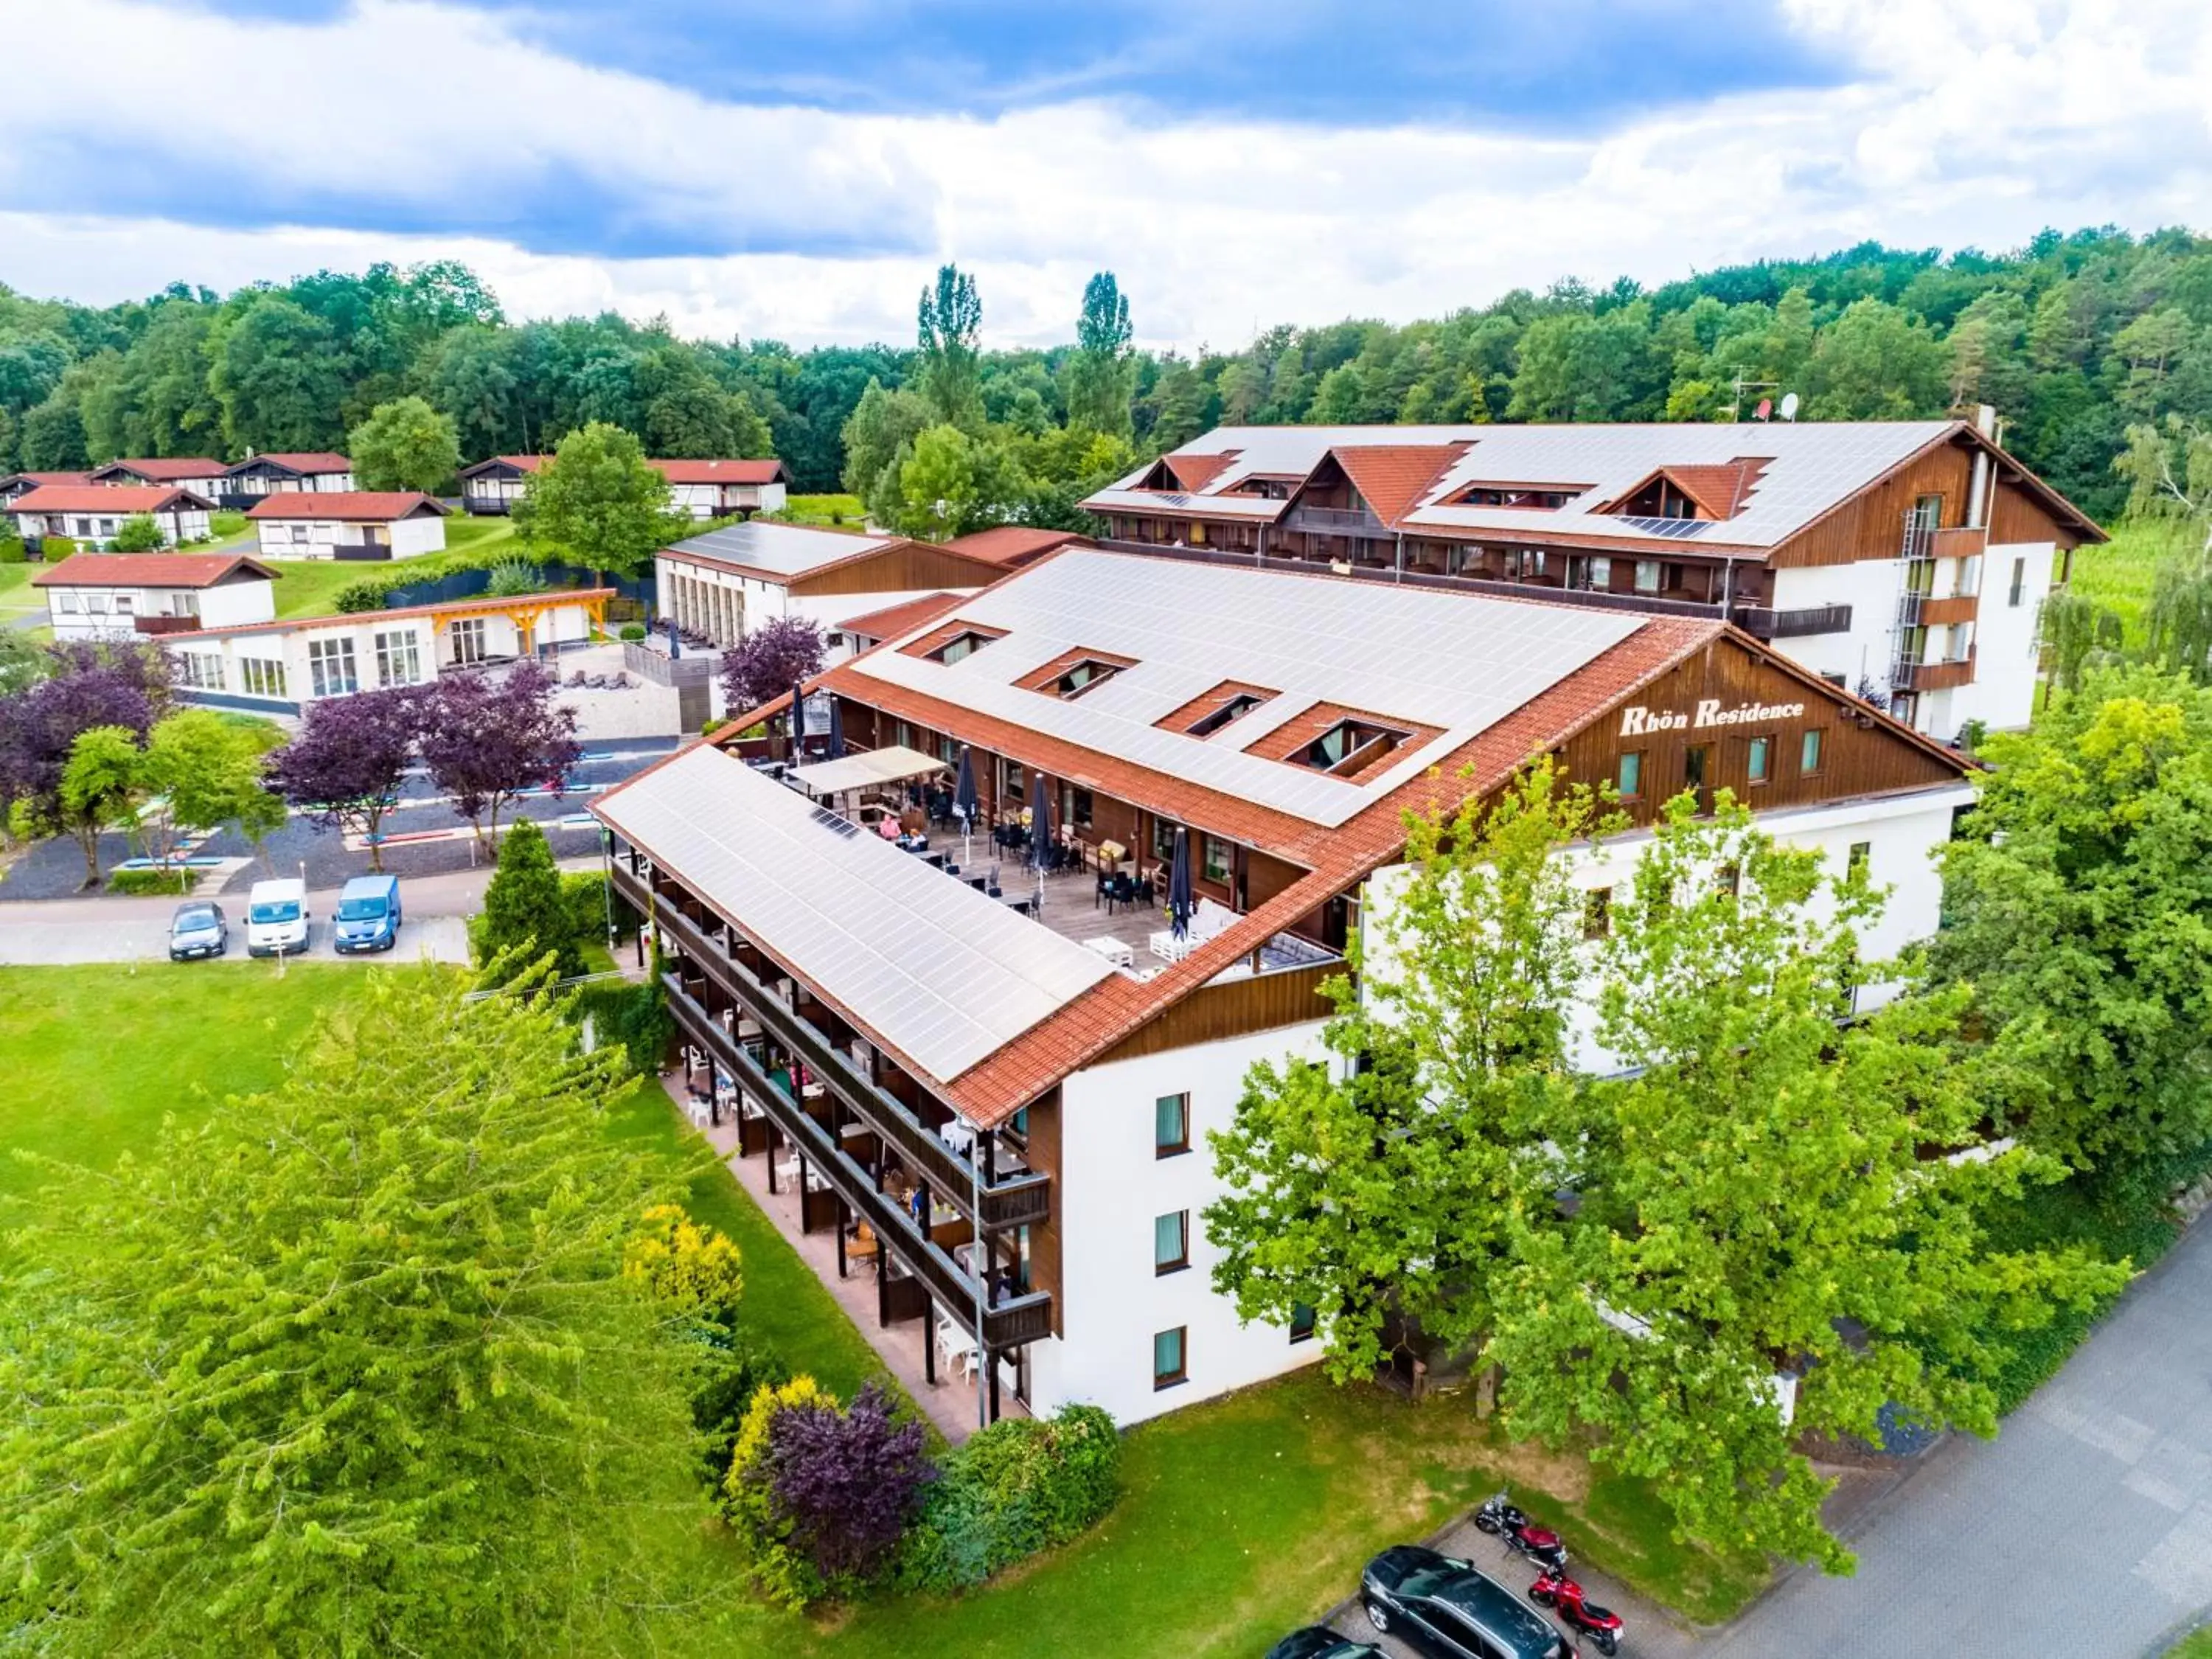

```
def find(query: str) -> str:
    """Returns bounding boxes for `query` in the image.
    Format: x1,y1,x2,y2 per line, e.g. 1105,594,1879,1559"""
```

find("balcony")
663,973,1053,1352
1930,526,1989,560
1919,594,1980,627
1282,504,1389,537
618,861,1052,1232
1893,650,1976,692
1732,603,1853,640
132,614,202,636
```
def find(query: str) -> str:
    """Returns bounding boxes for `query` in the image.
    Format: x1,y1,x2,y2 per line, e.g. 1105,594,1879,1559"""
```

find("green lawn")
776,493,867,528
2169,1629,2212,1658
0,557,38,620
0,962,1767,1654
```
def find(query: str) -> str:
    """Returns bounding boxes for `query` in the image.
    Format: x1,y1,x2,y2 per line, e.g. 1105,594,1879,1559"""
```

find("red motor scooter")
1528,1566,1624,1655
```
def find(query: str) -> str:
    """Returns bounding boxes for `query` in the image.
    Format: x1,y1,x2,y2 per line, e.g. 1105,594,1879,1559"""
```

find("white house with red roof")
8,485,214,550
30,551,279,641
246,491,450,560
88,457,229,498
221,451,356,504
0,470,92,509
656,457,790,518
456,453,546,515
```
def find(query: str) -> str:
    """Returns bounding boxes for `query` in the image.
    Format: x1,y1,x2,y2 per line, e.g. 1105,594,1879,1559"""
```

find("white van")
246,878,311,957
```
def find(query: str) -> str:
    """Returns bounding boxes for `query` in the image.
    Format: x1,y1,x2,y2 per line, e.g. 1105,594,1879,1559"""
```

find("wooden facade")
1093,960,1340,1065
1020,1091,1065,1338
785,540,1009,598
1543,636,1965,825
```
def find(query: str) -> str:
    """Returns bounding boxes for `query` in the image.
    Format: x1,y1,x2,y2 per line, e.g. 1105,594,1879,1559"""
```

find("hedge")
106,867,195,896
891,1404,1121,1593
570,975,671,1075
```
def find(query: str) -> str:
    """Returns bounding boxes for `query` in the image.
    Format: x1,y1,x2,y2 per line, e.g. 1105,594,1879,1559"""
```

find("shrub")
37,535,75,560
690,1326,788,1481
765,1382,934,1593
109,513,167,553
570,974,670,1074
105,866,194,897
476,818,585,980
0,535,27,564
560,869,616,950
700,716,727,736
625,1203,745,1323
723,1376,840,1607
620,622,647,642
893,1404,1120,1592
486,558,547,597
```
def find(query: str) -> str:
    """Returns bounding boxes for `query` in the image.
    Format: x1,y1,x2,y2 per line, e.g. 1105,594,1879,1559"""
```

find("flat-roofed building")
594,548,1973,1432
1081,414,2104,744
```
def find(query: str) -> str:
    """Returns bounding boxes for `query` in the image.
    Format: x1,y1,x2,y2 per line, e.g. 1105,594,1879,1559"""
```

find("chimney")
1974,404,1997,438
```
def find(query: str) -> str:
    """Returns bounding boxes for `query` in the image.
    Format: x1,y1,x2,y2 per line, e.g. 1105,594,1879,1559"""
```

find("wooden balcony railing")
663,975,1052,1349
621,863,1051,1231
1731,603,1853,640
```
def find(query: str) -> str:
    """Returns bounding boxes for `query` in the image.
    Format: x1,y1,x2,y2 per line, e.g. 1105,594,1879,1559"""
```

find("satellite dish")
1780,392,1801,422
1754,397,1773,422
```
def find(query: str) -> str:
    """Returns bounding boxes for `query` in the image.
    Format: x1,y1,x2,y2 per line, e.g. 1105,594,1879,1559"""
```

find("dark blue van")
333,874,403,953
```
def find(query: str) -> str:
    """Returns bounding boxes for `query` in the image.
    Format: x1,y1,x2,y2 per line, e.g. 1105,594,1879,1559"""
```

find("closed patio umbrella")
953,745,978,863
789,680,807,759
1029,771,1053,906
827,696,846,760
1168,825,1194,940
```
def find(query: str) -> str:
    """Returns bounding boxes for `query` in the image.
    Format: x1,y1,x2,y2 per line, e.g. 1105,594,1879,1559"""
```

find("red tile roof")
10,485,212,514
0,470,92,488
89,458,224,481
459,454,550,478
245,491,448,521
945,525,1093,566
1329,443,1471,527
180,587,615,640
833,591,965,642
1166,451,1237,492
230,452,350,475
31,552,281,589
654,458,787,486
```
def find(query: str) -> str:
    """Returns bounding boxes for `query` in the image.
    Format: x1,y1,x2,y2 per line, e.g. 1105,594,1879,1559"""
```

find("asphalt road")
1329,1217,2212,1659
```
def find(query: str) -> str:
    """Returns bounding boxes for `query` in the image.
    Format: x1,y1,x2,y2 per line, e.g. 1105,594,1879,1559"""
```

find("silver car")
168,901,229,961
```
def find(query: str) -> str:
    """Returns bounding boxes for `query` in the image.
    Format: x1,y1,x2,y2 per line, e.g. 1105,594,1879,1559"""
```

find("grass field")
0,961,1767,1653
776,493,867,528
2170,1629,2212,1658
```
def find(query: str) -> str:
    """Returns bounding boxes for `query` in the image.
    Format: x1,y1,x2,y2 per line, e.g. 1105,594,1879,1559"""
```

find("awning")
787,744,947,798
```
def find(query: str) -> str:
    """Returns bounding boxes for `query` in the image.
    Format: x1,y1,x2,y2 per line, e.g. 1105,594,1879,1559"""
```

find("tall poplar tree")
914,264,984,432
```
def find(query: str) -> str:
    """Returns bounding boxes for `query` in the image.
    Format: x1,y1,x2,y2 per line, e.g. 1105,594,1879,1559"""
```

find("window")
175,651,225,691
307,636,359,698
1801,728,1824,776
1302,718,1406,775
1152,1326,1187,1391
1189,692,1265,737
72,518,91,537
1155,1092,1190,1158
1717,863,1742,896
86,593,111,614
1910,493,1943,531
112,594,135,616
1587,555,1612,590
1070,787,1093,827
1289,1302,1318,1344
450,616,488,665
1582,887,1612,940
1049,658,1125,699
373,628,422,687
1154,1211,1189,1275
238,656,287,698
289,524,310,545
168,592,199,619
1848,841,1871,877
1747,735,1771,785
932,630,998,664
1684,746,1709,806
1001,759,1026,801
1202,835,1231,885
2008,556,2026,608
1617,750,1644,799
56,593,81,613
1152,818,1178,863
1633,560,1662,594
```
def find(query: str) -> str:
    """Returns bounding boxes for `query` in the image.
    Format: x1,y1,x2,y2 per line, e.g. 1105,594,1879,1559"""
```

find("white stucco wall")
1948,540,2054,734
1765,559,1904,692
1029,1018,1333,1427
256,515,445,561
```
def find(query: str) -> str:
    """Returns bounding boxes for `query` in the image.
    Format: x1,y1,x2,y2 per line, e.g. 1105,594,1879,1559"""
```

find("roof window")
1301,718,1411,777
1051,658,1124,699
1189,692,1267,737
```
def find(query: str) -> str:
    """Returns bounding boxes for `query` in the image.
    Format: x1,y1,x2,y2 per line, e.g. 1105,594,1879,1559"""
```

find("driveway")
1334,1217,2212,1659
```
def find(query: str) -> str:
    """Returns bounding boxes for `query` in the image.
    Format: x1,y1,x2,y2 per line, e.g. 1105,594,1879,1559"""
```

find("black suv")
1360,1545,1568,1659
1264,1629,1382,1659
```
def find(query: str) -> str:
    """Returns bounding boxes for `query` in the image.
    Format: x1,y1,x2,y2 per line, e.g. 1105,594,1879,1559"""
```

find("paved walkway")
1329,1217,2212,1659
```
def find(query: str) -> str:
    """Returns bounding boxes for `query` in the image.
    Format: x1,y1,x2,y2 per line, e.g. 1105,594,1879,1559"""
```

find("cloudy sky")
1,0,2207,351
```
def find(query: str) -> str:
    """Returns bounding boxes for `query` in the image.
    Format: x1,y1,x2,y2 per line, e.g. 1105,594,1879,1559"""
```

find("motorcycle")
1528,1566,1624,1655
1472,1489,1568,1572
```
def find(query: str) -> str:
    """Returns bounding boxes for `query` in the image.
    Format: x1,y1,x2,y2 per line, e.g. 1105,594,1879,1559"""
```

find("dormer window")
1190,692,1265,737
933,630,998,664
1453,484,1582,510
1053,658,1124,699
1302,718,1409,777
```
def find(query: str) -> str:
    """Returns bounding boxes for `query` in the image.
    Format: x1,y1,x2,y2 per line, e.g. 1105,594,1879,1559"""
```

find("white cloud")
0,0,2207,352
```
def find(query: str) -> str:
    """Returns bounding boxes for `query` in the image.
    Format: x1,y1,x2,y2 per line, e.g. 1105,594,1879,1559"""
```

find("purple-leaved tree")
719,615,825,719
419,661,582,844
268,687,424,873
764,1382,933,1585
0,642,170,875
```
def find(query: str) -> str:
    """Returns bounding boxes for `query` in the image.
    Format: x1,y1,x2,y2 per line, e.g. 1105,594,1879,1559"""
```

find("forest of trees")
4,224,2211,524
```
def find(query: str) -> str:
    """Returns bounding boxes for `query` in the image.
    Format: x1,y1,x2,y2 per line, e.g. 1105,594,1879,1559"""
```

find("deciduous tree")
267,686,422,872
0,965,709,1658
718,613,824,717
349,394,462,493
1064,271,1135,439
107,512,166,552
58,724,145,886
0,641,167,874
514,420,682,580
139,707,285,870
915,264,984,432
420,660,582,844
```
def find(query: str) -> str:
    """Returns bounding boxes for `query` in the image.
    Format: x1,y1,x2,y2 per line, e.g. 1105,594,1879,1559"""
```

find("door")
1684,745,1710,813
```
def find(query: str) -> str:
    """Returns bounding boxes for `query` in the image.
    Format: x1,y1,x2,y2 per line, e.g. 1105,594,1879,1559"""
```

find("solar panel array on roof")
595,745,1113,1085
665,518,894,579
851,548,1642,828
1616,515,1712,539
